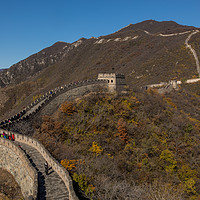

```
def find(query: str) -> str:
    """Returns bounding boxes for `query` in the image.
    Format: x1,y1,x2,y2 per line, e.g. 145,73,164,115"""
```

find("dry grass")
0,169,24,200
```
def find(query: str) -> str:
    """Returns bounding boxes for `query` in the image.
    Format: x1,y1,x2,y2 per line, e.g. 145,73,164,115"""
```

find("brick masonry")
0,138,37,199
0,74,127,199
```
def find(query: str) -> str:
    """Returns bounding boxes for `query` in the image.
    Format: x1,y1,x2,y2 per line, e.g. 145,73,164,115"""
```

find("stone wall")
0,129,78,200
0,78,108,200
0,79,107,128
0,137,38,199
41,82,107,115
186,78,200,83
98,73,127,93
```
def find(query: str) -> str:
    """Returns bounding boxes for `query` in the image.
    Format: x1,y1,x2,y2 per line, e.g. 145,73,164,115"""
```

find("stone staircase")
15,141,69,200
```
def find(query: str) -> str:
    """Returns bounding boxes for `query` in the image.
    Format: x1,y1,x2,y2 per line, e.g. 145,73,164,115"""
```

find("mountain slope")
116,19,196,34
1,20,199,88
0,41,69,87
0,20,200,119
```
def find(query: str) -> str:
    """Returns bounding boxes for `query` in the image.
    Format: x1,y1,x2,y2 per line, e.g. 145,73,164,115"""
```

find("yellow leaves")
130,96,140,104
178,165,198,194
121,96,140,112
32,94,42,102
188,116,200,127
160,149,177,174
61,159,78,171
107,153,114,159
122,99,132,110
164,97,177,109
184,178,196,194
152,132,168,146
124,139,135,153
192,75,198,79
72,173,95,198
116,118,128,143
181,111,200,130
62,161,95,197
141,157,149,166
128,118,139,126
63,125,73,134
89,142,103,156
61,159,85,172
88,184,95,193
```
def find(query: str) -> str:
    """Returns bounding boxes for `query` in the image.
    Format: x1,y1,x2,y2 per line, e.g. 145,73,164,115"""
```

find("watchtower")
98,73,127,93
169,80,178,89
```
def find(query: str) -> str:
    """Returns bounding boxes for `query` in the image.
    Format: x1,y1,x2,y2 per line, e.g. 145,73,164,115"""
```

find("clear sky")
0,0,200,69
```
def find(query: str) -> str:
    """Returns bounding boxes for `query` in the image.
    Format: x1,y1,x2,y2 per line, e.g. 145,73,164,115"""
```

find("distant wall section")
41,82,107,116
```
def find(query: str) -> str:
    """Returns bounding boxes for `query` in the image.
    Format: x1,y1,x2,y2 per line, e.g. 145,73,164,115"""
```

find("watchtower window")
111,80,113,83
108,80,110,83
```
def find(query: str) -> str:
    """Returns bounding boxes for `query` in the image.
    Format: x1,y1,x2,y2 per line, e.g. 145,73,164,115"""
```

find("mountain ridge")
1,20,199,88
0,19,200,119
117,19,197,34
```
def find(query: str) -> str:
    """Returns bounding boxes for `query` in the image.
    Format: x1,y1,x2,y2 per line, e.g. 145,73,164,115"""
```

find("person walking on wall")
44,161,48,175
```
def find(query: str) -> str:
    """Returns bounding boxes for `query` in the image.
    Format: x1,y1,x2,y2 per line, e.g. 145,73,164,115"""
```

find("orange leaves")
115,118,128,143
41,115,62,134
60,101,76,115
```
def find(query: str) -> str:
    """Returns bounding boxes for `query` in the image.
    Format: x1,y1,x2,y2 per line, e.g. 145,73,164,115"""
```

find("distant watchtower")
98,73,127,93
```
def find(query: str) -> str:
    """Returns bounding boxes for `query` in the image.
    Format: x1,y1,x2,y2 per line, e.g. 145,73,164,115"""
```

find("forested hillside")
1,19,200,199
33,87,200,200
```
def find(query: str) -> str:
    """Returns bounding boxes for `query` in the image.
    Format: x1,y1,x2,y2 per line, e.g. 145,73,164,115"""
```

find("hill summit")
0,19,200,118
117,19,195,34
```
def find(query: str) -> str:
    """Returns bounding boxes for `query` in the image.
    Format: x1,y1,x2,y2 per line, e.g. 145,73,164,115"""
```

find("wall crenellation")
0,78,108,128
0,129,78,200
0,73,127,200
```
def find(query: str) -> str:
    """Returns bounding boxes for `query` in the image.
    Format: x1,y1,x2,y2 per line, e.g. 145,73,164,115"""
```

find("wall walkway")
0,129,78,200
0,78,108,200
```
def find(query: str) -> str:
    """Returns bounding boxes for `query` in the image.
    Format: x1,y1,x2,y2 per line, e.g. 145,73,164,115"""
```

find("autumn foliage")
35,90,200,200
60,101,76,115
116,118,128,143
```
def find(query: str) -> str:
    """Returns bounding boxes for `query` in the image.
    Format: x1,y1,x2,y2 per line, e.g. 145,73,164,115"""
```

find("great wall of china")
94,28,200,78
0,130,78,200
0,28,200,199
0,74,127,200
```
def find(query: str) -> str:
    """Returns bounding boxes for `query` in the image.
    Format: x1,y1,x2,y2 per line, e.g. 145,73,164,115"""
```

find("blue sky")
0,0,200,69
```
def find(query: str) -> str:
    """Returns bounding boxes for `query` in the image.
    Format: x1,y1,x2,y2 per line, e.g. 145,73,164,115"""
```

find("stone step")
14,141,69,200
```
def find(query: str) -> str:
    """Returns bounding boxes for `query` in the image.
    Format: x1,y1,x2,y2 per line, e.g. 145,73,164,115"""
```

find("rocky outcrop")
0,39,85,88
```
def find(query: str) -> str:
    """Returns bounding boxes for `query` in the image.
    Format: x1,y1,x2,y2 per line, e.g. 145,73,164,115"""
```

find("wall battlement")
98,73,127,93
0,74,127,128
0,129,78,200
0,135,38,199
0,74,127,199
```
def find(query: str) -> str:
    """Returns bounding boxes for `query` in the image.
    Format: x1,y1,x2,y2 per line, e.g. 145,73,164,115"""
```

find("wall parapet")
0,129,78,200
0,134,38,200
0,79,107,128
